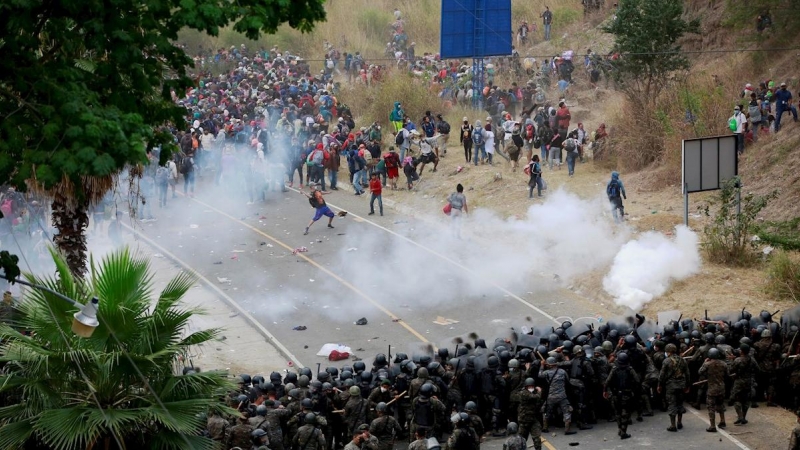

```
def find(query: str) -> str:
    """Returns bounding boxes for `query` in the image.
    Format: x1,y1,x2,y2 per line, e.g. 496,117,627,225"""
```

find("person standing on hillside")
460,117,474,164
540,6,553,41
436,114,450,157
389,102,404,133
774,82,798,132
728,106,747,154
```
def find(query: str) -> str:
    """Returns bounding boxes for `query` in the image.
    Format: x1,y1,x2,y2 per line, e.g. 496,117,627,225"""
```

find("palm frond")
0,417,35,449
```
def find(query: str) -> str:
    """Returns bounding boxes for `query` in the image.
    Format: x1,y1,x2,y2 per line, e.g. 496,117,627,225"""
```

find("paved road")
118,179,750,450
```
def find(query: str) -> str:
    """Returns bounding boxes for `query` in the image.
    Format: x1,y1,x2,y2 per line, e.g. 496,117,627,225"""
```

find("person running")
447,184,468,239
301,185,335,235
526,155,543,198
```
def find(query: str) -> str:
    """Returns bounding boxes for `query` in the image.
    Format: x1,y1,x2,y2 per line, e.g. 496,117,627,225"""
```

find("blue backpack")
607,179,621,198
472,129,484,145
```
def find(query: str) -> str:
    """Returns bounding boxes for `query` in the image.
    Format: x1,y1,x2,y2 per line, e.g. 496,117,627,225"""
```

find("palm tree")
0,247,235,449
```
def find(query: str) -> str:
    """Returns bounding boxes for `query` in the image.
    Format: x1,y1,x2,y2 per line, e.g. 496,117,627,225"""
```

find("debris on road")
216,277,232,284
292,246,308,255
317,343,352,357
392,318,402,322
329,350,350,361
213,261,222,265
355,317,368,325
433,316,459,325
230,255,238,260
347,248,358,252
153,253,164,258
292,325,307,331
337,211,348,217
228,313,238,318
232,250,245,253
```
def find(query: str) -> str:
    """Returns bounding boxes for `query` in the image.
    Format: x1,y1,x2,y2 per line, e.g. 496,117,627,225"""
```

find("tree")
0,0,326,278
603,0,699,105
0,247,234,449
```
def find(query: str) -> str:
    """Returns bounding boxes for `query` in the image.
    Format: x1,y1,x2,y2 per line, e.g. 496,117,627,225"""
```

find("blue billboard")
440,0,513,59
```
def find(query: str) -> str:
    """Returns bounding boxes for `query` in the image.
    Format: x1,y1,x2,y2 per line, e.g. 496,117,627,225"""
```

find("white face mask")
380,387,388,393
527,387,535,393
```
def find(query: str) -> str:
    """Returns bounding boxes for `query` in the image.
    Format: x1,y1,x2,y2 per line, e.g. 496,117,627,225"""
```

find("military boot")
677,414,683,430
734,405,743,424
707,413,717,432
541,418,549,433
564,421,576,435
718,412,726,429
667,415,677,432
642,395,654,416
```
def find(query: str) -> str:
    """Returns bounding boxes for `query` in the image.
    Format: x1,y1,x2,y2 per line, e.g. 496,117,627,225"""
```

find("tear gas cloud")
602,225,701,312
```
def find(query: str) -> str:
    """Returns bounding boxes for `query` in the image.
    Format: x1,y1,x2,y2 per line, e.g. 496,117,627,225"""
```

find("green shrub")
755,217,800,251
357,9,393,42
765,250,800,302
700,177,777,266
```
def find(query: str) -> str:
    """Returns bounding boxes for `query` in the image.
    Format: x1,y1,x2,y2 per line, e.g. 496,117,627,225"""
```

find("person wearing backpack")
436,114,450,157
471,120,486,166
352,146,367,195
301,185,335,236
747,93,762,142
728,106,747,154
180,151,195,197
389,102,405,133
525,155,544,198
537,121,553,164
606,171,627,223
459,117,474,164
564,132,579,177
523,118,536,163
384,147,401,190
396,127,412,162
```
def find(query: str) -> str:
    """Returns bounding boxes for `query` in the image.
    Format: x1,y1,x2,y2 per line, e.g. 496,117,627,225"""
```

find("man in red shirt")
556,100,571,137
368,173,383,216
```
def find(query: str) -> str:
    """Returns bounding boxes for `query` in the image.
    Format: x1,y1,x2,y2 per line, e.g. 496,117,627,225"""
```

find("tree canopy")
0,0,326,276
603,0,699,102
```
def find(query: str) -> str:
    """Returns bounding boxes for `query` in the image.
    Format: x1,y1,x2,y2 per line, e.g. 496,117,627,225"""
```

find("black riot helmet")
299,367,312,378
608,329,619,340
624,335,636,348
340,370,353,380
438,348,450,360
240,374,252,386
599,323,610,334
561,320,572,330
304,413,316,425
360,371,373,384
325,367,339,379
487,355,499,369
498,350,511,364
715,335,726,345
457,347,469,356
465,401,477,412
419,355,432,367
301,398,313,409
704,332,715,344
708,348,721,360
270,372,283,384
252,375,265,386
420,383,434,398
760,310,772,323
374,353,388,367
394,352,409,363
562,340,574,352
741,310,752,321
317,372,330,382
474,339,487,349
427,361,443,376
284,372,298,385
353,361,366,373
575,335,588,346
690,330,701,340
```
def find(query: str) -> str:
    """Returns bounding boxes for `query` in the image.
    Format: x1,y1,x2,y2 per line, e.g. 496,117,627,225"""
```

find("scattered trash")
456,166,464,173
355,317,368,325
317,343,352,357
216,277,232,284
433,316,459,325
356,348,365,351
230,255,238,260
260,215,267,219
292,246,308,255
392,318,402,322
292,325,307,331
393,220,408,224
568,443,579,447
189,224,199,229
337,211,348,217
259,242,267,245
347,247,358,252
231,250,245,253
304,345,309,349
228,313,238,318
287,361,294,367
153,253,164,258
763,245,774,255
329,350,350,361
213,261,222,265
309,279,315,282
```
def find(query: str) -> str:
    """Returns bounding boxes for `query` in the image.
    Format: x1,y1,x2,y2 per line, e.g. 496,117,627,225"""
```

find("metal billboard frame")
681,135,739,225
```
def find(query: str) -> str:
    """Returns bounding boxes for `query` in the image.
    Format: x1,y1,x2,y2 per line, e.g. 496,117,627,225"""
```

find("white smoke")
602,225,701,312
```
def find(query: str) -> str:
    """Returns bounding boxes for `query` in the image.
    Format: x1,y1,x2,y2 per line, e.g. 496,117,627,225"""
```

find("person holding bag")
525,155,544,198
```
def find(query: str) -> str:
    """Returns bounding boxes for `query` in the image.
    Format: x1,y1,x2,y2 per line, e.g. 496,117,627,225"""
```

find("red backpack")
525,124,535,140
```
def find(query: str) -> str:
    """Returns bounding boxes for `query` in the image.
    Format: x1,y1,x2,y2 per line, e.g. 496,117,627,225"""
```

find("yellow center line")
542,438,557,450
182,194,433,345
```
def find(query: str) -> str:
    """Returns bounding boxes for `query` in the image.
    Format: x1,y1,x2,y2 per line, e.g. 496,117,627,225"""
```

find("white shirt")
484,130,495,154
730,111,747,134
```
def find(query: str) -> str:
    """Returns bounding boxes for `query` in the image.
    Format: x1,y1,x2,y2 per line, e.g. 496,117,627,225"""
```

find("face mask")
380,387,387,393
684,339,690,344
527,388,534,393
665,352,669,358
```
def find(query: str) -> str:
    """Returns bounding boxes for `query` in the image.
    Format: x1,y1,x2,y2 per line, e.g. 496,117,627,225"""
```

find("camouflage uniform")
345,395,370,436
293,424,326,450
409,396,446,439
754,338,781,403
206,414,229,443
369,415,403,450
658,354,690,417
408,438,428,450
538,367,571,427
502,433,526,450
227,421,255,450
516,389,542,450
445,426,479,450
730,354,755,422
698,358,729,427
468,412,484,437
266,406,293,450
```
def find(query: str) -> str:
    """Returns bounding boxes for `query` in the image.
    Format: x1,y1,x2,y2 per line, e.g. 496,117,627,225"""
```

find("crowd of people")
728,80,798,154
201,310,800,450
